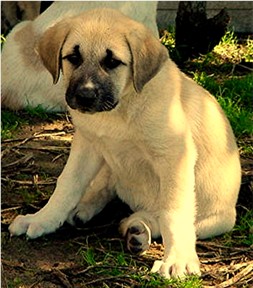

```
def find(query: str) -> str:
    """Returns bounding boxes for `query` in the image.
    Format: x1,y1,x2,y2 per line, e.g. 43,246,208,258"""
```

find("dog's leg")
151,209,200,278
196,208,236,239
119,211,160,254
150,136,200,278
67,164,116,226
9,131,104,239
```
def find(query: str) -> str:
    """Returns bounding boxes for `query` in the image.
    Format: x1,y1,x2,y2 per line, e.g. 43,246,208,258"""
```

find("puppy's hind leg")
196,208,236,239
119,211,160,254
67,164,116,226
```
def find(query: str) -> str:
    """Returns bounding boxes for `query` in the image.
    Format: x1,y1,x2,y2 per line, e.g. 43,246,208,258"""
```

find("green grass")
234,210,253,246
7,277,23,288
162,30,253,68
213,31,253,65
1,106,64,140
192,72,253,138
18,188,43,206
1,110,27,139
24,104,55,119
76,242,203,287
222,210,253,247
173,30,253,140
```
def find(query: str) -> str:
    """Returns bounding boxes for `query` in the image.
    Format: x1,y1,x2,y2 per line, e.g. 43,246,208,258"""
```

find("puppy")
9,9,241,279
1,1,158,111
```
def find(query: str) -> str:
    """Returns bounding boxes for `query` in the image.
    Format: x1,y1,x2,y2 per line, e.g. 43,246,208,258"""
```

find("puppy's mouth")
66,88,118,114
75,100,118,114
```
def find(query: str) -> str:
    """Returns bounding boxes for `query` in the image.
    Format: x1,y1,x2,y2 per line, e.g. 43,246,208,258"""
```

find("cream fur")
9,9,241,279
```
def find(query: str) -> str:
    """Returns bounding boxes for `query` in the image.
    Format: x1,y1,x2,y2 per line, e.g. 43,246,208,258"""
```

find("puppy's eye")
102,49,123,70
64,54,82,66
62,45,82,67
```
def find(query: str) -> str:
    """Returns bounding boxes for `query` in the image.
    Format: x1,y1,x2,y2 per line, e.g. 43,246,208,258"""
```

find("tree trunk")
175,1,230,62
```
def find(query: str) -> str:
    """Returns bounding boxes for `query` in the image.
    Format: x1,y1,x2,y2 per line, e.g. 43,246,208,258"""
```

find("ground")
1,111,253,288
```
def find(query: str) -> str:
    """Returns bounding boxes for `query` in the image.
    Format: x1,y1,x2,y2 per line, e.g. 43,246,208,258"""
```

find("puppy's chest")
98,137,160,205
98,136,149,174
77,114,161,209
76,112,160,190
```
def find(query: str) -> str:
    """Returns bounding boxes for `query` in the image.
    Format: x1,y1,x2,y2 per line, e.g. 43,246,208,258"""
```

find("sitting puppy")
1,1,158,111
9,8,241,279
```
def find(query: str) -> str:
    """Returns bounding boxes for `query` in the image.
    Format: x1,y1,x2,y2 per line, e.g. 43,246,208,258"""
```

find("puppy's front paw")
151,253,200,279
9,214,63,239
124,221,151,254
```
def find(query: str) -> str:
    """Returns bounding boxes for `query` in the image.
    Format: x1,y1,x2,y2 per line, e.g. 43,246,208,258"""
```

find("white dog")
1,1,158,111
9,8,241,279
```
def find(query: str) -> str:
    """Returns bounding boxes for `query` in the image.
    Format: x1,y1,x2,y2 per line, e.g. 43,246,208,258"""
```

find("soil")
1,112,253,288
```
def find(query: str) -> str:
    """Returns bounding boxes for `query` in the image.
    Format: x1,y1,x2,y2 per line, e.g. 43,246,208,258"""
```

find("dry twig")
217,261,253,287
1,153,33,168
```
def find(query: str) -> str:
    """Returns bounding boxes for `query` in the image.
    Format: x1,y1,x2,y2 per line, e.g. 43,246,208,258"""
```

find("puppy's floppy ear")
37,21,71,84
125,23,168,93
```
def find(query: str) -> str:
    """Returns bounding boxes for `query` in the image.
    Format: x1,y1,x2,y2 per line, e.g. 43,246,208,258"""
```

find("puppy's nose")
75,88,96,106
66,87,97,110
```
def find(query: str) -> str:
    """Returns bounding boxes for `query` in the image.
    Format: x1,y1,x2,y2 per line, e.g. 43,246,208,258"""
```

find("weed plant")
223,209,253,247
1,106,64,140
76,241,203,287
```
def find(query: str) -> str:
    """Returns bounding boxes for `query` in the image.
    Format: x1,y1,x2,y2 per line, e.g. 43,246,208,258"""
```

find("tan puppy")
1,1,158,111
9,9,241,279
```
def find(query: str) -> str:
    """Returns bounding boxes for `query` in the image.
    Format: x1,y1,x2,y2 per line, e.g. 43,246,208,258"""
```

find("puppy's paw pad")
126,222,151,254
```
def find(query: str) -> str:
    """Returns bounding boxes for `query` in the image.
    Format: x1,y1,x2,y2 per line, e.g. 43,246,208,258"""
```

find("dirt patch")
1,112,253,287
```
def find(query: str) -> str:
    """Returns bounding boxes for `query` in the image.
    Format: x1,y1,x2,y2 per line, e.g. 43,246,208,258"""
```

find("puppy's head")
37,8,168,113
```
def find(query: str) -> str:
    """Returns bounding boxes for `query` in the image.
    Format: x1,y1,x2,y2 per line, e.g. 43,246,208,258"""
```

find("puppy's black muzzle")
66,82,118,113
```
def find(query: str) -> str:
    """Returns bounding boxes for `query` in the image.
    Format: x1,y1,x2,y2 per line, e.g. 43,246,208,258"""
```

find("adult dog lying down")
1,1,158,111
9,9,241,279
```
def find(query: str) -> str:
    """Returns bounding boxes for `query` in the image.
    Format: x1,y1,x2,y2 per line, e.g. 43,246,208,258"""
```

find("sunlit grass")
77,242,203,287
223,210,253,247
192,72,253,138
